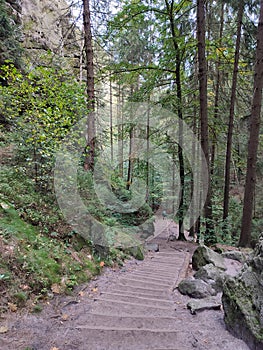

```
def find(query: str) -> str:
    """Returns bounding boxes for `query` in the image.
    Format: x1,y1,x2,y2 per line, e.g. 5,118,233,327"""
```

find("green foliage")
0,63,87,190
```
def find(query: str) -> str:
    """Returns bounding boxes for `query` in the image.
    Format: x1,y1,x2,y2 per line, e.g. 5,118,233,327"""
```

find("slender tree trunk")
145,104,150,203
110,78,113,162
126,126,134,191
83,0,95,170
210,3,224,177
197,0,215,245
223,0,244,221
239,0,263,247
117,84,124,177
189,108,197,238
165,0,186,240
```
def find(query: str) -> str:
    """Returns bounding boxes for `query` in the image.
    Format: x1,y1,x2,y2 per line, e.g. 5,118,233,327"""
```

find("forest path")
1,217,250,350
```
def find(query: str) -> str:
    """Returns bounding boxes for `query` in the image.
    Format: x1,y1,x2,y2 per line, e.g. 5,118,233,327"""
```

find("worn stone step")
135,267,177,275
74,313,181,330
107,288,172,300
131,270,176,278
128,273,176,284
97,292,174,307
90,299,176,317
76,313,183,330
60,328,192,350
145,261,180,268
116,278,170,290
119,277,172,287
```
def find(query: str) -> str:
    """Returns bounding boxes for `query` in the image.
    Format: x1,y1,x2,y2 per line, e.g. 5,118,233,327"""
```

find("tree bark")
165,0,186,240
223,0,244,222
83,0,95,170
239,0,263,247
197,0,215,245
210,3,224,177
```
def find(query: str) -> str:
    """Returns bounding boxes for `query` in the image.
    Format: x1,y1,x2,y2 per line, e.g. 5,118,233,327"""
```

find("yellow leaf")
61,314,69,321
0,326,8,333
92,287,98,293
51,283,62,294
8,302,17,312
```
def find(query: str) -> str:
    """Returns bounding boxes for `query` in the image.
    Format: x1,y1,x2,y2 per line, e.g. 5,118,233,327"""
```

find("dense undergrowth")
0,160,132,314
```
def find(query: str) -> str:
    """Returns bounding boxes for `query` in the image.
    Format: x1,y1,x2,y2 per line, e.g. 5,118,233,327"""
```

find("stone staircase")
58,223,193,350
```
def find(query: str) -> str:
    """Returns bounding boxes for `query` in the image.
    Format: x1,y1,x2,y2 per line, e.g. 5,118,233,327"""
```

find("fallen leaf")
78,291,85,297
0,326,8,333
99,261,105,267
20,284,30,291
51,283,62,294
8,302,17,312
61,314,69,321
92,287,98,293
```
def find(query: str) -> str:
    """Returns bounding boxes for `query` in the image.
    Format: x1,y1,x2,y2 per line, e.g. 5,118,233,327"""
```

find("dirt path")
0,218,250,350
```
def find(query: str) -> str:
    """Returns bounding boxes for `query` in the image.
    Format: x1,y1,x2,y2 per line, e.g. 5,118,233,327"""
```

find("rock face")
222,234,263,349
20,0,81,68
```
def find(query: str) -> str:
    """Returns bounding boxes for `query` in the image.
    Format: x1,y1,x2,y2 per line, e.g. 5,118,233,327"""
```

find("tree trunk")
210,3,224,177
110,78,113,162
126,126,134,191
83,0,95,170
197,0,215,245
239,0,263,247
118,84,124,177
145,103,150,203
223,0,244,222
165,0,186,240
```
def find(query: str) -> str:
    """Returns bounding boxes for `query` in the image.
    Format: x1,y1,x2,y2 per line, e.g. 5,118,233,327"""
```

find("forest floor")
0,217,250,350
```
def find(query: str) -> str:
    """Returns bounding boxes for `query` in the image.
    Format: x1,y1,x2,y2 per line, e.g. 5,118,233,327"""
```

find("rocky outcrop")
222,234,263,349
178,244,243,314
20,0,81,69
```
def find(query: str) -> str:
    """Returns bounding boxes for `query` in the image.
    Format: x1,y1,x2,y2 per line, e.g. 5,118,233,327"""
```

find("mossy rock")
192,245,226,271
124,245,144,260
222,277,263,349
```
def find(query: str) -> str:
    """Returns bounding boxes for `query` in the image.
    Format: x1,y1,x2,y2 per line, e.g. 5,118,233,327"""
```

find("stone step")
135,267,177,276
61,328,192,350
90,299,176,317
97,292,174,307
107,288,172,300
75,313,181,330
116,278,171,290
128,273,176,284
118,277,173,287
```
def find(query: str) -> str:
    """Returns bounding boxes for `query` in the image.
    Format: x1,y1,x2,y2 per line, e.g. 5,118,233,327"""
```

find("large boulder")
222,250,246,263
139,220,155,240
194,263,225,292
192,245,226,271
222,234,263,349
178,277,217,299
